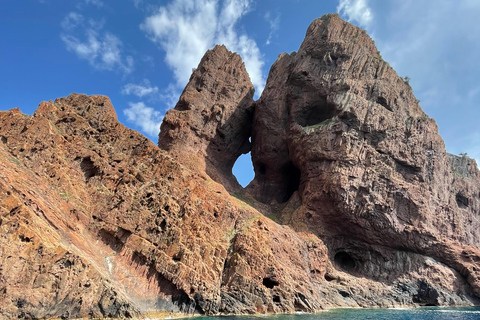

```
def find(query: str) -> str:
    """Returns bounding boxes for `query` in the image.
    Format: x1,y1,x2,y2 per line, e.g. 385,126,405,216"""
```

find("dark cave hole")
295,96,335,127
258,162,266,175
324,274,335,282
456,192,469,208
334,251,356,271
281,162,301,203
16,299,26,309
376,96,393,112
159,219,167,231
338,290,350,298
19,235,32,243
80,156,99,181
263,277,280,289
273,295,281,303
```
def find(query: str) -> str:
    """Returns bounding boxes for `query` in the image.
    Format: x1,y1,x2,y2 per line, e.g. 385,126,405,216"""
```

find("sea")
191,307,480,320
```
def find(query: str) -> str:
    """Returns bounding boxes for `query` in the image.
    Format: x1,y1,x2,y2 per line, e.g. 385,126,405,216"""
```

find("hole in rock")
232,152,254,187
456,192,469,208
281,162,301,203
80,156,99,181
258,163,266,175
334,251,356,272
263,277,279,289
273,295,281,303
16,299,26,308
338,290,350,298
295,97,335,127
159,219,167,231
19,235,32,243
376,97,393,112
324,274,335,282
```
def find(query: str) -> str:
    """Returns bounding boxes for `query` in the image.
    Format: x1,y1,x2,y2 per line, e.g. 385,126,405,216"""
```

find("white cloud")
264,11,280,45
60,13,134,74
123,102,163,137
61,12,84,31
131,0,143,8
122,79,159,98
84,0,103,7
337,0,373,27
141,0,265,97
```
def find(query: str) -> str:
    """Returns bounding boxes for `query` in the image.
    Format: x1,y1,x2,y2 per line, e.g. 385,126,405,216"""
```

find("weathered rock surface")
0,13,479,320
159,45,255,193
248,12,480,304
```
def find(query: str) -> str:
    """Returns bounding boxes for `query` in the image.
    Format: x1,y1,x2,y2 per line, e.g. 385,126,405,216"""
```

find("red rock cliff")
0,13,479,319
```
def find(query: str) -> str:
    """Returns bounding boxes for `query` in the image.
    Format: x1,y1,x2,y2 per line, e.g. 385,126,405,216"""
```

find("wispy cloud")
337,0,373,27
264,11,280,45
60,13,134,74
123,102,163,137
83,0,103,8
61,12,84,31
131,0,143,9
141,0,265,97
122,79,159,98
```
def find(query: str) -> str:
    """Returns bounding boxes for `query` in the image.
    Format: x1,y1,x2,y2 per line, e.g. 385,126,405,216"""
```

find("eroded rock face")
248,13,480,302
159,45,255,192
1,13,480,320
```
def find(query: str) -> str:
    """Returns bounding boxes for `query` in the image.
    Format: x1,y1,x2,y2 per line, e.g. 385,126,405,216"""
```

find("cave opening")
295,96,335,127
80,156,99,181
263,277,279,289
334,251,356,272
456,192,469,208
281,161,301,203
232,152,254,187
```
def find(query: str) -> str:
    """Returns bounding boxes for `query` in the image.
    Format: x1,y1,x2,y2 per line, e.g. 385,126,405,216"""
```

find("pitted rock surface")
159,45,254,193
1,14,479,320
248,13,480,300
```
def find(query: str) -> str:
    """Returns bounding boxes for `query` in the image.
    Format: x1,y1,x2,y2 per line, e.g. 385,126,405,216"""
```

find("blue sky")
1,0,479,187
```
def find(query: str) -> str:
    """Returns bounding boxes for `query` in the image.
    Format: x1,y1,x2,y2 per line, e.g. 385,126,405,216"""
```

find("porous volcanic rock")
248,13,480,303
158,45,255,193
0,13,480,320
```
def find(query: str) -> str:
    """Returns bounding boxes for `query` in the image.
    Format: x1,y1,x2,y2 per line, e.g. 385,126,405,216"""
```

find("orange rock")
0,14,479,320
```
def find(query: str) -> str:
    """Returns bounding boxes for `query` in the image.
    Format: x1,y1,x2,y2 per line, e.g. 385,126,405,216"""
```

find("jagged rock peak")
302,13,381,58
158,44,254,192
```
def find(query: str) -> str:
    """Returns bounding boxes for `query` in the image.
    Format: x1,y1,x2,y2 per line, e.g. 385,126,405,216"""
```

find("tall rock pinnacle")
249,13,480,298
158,45,254,192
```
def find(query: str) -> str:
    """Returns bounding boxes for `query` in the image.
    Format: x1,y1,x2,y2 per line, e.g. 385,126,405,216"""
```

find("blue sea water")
194,307,480,320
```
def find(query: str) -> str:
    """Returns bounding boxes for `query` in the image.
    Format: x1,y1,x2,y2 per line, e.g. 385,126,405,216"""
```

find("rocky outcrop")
159,45,255,192
247,12,480,303
0,13,479,320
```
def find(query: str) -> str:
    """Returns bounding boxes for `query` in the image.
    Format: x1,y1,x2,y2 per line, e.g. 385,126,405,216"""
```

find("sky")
1,0,479,187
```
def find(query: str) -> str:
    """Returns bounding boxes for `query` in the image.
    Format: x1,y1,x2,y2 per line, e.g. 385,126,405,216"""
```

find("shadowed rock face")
1,14,480,320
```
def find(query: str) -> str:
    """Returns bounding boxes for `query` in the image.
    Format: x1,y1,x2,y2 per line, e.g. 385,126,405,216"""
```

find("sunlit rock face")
158,44,255,193
1,14,480,320
248,12,480,301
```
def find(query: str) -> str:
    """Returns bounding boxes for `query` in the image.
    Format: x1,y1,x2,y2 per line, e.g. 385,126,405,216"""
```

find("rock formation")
247,13,480,300
159,45,255,193
0,13,479,319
